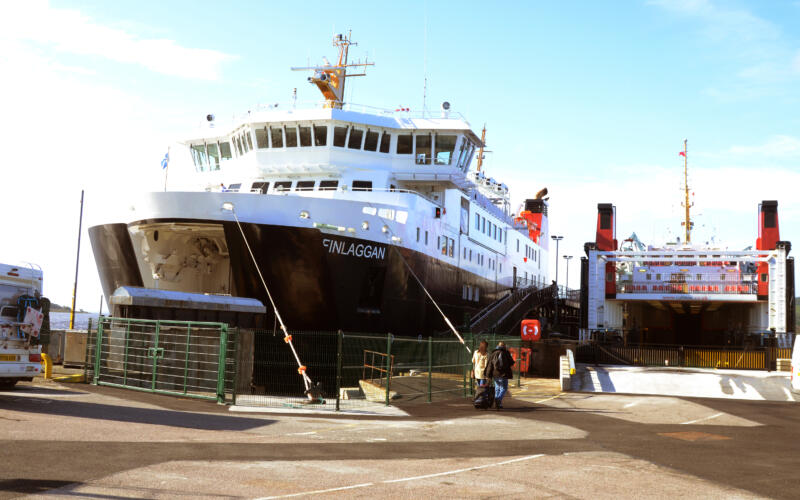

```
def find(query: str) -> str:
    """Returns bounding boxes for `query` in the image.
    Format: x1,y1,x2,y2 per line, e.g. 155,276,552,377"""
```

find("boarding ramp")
469,284,558,335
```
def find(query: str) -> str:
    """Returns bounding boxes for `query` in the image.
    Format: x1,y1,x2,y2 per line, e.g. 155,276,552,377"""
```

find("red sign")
508,347,533,373
521,319,541,341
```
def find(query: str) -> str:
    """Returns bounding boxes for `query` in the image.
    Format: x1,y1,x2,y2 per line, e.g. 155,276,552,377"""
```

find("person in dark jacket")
485,341,515,409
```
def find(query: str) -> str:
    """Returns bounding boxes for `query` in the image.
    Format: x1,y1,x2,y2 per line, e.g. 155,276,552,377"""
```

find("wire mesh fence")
90,317,235,402
233,330,525,411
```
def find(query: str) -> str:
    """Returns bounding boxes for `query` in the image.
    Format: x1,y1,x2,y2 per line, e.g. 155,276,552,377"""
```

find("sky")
1,0,799,311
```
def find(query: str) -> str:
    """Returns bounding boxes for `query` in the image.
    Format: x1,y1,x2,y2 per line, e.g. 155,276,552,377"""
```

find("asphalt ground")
1,378,799,499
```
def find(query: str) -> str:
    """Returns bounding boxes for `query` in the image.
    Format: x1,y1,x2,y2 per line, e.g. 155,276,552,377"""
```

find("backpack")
493,349,508,373
473,385,495,410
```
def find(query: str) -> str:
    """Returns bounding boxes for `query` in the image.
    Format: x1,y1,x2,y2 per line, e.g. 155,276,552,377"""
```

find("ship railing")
616,278,759,295
230,100,469,124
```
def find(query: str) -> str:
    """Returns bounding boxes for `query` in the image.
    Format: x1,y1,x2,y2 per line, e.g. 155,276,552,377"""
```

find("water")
49,311,98,330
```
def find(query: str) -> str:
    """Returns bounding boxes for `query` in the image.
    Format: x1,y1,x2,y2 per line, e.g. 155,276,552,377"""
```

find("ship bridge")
580,202,795,346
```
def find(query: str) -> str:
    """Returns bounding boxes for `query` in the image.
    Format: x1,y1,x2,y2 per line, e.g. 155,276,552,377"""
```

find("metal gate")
92,317,234,402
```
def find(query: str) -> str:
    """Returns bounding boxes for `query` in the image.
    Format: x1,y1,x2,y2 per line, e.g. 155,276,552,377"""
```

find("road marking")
256,454,546,499
680,412,724,425
286,431,317,436
534,393,564,404
257,482,377,499
623,401,639,409
382,454,546,483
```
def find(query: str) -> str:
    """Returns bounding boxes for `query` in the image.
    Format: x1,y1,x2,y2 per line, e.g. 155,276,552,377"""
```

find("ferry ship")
88,34,550,335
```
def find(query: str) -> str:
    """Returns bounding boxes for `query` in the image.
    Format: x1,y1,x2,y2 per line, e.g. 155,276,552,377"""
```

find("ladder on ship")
469,284,558,335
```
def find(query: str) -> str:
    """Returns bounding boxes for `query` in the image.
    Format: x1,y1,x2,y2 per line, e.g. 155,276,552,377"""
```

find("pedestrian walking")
472,340,489,387
485,341,515,409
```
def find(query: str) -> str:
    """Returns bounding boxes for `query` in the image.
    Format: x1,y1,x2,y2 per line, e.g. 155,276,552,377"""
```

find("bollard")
41,353,52,379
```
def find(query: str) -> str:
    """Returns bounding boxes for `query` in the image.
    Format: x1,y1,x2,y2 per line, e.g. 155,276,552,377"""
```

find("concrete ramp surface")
573,364,799,402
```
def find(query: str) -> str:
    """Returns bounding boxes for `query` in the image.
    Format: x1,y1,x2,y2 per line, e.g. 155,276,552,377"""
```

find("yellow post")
41,353,52,379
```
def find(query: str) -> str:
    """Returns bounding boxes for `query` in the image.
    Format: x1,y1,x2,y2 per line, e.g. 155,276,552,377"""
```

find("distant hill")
48,302,87,313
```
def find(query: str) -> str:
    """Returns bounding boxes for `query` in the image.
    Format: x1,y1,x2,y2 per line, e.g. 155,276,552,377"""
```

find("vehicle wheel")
0,379,17,390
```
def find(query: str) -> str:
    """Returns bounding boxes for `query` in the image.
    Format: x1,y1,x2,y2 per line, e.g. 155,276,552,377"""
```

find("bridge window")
333,126,348,147
314,125,328,146
255,128,269,148
299,126,312,147
274,181,292,192
252,182,268,194
296,181,315,191
380,132,391,153
191,144,208,171
207,143,220,170
234,136,243,155
220,142,232,160
319,180,338,191
415,134,432,164
270,127,283,148
245,131,253,150
285,126,298,147
397,134,412,154
348,129,364,149
364,130,379,151
434,134,457,165
352,180,372,191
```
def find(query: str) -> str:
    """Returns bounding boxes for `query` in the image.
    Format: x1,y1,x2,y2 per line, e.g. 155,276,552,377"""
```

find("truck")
0,263,49,389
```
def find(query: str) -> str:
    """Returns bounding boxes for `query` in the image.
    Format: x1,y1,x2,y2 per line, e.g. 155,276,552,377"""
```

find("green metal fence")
91,317,236,403
233,330,524,411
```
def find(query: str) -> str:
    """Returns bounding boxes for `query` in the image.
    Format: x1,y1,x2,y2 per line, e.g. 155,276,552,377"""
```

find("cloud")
729,135,800,157
3,1,236,80
649,0,797,95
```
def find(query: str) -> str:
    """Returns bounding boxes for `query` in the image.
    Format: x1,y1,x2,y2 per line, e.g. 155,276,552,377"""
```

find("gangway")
469,284,559,335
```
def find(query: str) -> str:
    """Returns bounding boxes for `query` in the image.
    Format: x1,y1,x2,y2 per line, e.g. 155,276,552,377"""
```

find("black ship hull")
89,219,507,336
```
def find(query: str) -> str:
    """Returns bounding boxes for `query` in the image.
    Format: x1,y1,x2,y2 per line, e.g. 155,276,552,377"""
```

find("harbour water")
49,311,98,330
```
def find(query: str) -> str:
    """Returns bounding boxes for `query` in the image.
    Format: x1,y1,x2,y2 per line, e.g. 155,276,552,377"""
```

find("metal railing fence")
576,342,793,371
90,317,235,403
233,330,526,411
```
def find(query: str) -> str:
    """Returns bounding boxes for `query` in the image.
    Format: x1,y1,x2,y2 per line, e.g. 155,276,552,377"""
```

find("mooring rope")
228,207,312,390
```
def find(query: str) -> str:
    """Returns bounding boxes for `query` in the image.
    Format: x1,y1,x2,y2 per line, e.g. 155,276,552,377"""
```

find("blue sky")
1,0,799,310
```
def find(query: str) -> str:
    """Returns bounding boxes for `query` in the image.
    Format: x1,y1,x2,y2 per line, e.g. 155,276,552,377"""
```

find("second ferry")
89,33,551,335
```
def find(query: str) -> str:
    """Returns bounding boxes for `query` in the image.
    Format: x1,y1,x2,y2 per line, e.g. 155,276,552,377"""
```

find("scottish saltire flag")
161,152,169,169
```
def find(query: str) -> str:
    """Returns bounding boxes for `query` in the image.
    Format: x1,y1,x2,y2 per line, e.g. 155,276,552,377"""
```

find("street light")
563,255,573,291
551,235,563,327
551,235,563,287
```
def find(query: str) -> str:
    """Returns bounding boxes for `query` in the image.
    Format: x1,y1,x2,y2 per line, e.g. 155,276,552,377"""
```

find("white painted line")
286,431,317,436
623,401,639,409
681,412,724,425
257,482,376,499
256,454,546,499
229,405,409,417
382,454,546,483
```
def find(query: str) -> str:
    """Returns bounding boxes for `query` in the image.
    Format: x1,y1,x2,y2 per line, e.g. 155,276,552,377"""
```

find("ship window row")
415,227,430,246
221,179,341,193
439,236,455,258
255,125,328,149
474,213,506,243
462,285,480,302
191,141,233,171
523,245,539,262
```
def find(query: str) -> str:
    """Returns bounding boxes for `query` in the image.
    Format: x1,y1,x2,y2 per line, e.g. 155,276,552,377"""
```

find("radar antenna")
680,139,694,243
291,31,374,108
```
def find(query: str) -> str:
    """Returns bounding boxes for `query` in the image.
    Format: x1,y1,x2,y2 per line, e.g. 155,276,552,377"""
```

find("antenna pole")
683,139,691,243
476,125,487,172
69,189,84,330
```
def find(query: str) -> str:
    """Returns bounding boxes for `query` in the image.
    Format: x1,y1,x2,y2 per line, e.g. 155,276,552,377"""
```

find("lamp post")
551,235,563,287
551,235,563,327
563,255,573,292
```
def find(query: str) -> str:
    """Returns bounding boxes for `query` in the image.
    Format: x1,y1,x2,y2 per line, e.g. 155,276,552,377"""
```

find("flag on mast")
679,151,686,157
161,151,170,169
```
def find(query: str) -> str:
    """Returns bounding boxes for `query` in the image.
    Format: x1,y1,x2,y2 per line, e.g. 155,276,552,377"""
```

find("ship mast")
476,125,487,172
291,31,374,108
682,139,693,243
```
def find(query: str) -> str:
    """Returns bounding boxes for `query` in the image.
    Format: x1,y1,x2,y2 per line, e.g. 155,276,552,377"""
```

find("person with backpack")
485,341,515,409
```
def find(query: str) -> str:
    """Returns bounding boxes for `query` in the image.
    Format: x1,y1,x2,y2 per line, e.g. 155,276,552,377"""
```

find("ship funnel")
535,187,548,200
